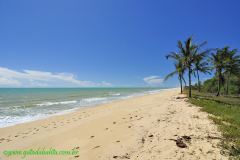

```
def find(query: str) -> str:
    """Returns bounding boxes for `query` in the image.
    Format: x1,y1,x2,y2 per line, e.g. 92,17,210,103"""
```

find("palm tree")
223,48,240,95
211,48,226,96
165,52,186,93
177,37,206,97
193,50,211,92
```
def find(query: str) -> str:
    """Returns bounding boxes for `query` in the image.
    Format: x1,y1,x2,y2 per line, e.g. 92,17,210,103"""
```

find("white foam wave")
146,89,162,94
108,93,121,96
0,114,46,128
37,100,78,106
82,97,107,102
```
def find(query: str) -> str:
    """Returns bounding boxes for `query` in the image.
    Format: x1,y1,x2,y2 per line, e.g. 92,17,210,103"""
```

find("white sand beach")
0,88,227,160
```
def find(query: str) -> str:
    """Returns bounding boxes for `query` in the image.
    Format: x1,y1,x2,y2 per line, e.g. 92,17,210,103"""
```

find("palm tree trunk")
223,75,227,95
182,76,186,87
226,72,230,95
238,77,240,95
179,76,183,94
188,67,192,97
197,70,200,92
216,70,221,96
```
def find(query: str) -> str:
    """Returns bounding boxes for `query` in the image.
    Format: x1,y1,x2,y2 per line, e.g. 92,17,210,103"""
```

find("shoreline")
0,88,172,129
0,88,227,159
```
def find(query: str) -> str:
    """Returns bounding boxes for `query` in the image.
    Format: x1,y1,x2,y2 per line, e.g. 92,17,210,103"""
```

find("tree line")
165,37,240,97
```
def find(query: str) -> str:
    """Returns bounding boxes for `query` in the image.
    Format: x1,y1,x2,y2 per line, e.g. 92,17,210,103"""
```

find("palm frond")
164,70,178,81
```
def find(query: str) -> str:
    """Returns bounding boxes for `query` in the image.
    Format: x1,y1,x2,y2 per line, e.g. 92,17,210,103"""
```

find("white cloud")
143,76,163,85
0,67,112,87
0,77,21,86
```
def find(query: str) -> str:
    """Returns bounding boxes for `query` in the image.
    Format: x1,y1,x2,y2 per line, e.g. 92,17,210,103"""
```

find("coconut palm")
165,52,186,93
177,37,207,97
193,50,211,92
211,48,226,96
223,48,240,95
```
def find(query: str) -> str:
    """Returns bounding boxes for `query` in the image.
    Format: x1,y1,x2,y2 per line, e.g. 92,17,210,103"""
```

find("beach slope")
0,88,226,159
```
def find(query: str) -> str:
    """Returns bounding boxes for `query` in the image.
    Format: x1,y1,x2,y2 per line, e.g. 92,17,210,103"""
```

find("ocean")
0,87,165,128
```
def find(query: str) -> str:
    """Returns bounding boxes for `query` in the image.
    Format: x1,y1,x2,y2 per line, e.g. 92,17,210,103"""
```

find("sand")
0,88,227,160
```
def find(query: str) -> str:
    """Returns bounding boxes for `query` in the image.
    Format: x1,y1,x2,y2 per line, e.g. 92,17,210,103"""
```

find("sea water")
0,87,165,128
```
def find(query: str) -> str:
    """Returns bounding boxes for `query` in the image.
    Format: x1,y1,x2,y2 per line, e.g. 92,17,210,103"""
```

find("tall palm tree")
193,50,211,92
165,52,186,93
211,48,226,96
177,37,206,97
223,48,240,95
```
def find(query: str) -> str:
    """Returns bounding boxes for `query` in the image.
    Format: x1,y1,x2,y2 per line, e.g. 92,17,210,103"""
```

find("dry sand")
0,88,227,160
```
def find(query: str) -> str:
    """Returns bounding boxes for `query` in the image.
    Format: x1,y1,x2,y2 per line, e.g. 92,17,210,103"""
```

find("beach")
0,88,227,160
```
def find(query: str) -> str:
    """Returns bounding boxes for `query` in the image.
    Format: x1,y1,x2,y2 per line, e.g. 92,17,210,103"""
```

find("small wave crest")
108,92,121,96
36,100,78,106
81,97,108,103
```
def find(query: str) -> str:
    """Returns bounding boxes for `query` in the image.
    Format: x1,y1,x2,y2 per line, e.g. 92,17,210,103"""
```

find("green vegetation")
165,37,210,97
188,90,240,158
165,36,240,158
165,37,240,97
210,47,240,96
202,75,240,95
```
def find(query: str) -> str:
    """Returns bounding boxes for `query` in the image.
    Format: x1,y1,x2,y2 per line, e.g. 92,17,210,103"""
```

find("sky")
0,0,239,87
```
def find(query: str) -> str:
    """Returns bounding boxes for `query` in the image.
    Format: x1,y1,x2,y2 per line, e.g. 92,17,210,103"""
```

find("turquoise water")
0,87,165,128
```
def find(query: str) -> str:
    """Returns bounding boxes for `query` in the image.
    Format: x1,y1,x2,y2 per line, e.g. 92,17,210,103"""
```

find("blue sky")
0,0,239,87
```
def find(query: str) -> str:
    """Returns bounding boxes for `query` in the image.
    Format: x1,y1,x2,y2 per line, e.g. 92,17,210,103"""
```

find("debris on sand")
148,134,154,138
206,135,222,140
176,96,187,99
182,135,191,142
169,135,192,148
176,138,187,148
113,153,130,159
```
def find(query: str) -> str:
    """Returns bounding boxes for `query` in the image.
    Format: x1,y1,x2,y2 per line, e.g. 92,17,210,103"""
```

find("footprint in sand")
90,136,95,138
113,122,116,124
92,146,101,149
